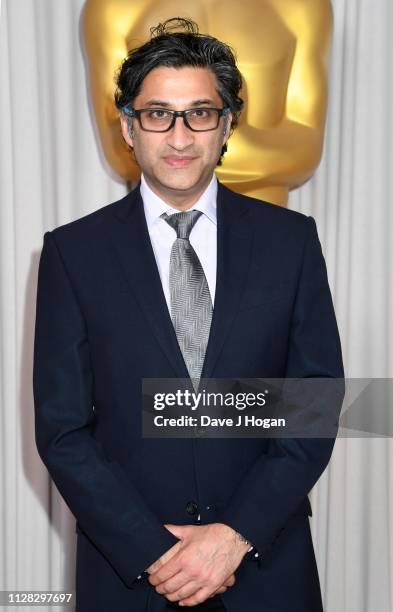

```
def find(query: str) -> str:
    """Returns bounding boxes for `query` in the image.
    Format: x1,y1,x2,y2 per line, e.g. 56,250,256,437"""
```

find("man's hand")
146,523,249,607
146,536,236,600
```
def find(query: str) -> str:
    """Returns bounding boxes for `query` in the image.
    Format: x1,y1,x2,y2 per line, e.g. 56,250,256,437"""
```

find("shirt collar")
140,172,217,232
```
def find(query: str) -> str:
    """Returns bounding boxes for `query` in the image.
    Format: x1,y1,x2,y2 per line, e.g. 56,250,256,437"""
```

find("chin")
157,174,201,193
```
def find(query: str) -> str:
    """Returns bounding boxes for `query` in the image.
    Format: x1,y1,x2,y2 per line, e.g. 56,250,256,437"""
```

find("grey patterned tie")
161,210,213,389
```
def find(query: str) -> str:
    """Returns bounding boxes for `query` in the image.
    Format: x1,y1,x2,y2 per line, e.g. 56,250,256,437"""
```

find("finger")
164,524,188,539
146,540,182,574
208,573,235,598
224,573,236,587
208,586,227,597
163,580,201,603
178,586,218,607
148,552,183,586
154,570,188,597
178,569,236,603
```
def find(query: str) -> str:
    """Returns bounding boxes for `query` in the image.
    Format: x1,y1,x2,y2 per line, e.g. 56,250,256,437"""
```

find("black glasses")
122,106,230,132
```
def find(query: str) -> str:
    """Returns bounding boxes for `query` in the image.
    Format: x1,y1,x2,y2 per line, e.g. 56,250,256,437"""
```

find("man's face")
120,66,232,207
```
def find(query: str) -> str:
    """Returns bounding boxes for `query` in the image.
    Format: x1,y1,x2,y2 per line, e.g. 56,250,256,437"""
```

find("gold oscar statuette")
83,0,332,206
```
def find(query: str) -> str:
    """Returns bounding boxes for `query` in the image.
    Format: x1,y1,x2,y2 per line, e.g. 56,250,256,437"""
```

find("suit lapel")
109,184,190,378
200,182,254,379
109,180,255,380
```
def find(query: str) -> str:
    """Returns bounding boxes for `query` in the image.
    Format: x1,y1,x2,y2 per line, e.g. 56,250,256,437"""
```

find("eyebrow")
143,99,216,107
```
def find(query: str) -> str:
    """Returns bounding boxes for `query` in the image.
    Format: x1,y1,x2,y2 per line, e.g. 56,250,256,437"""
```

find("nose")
166,115,194,150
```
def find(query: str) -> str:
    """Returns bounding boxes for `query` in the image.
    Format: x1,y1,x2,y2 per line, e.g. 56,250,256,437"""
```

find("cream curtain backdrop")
0,1,392,611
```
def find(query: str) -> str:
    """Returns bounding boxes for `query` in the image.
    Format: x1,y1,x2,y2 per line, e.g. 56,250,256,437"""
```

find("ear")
119,113,134,148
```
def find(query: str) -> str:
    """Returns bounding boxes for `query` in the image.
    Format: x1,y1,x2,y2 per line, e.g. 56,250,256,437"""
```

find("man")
33,18,344,612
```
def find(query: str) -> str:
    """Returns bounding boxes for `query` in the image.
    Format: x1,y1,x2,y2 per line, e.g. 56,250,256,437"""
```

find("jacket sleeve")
33,230,179,587
216,216,344,560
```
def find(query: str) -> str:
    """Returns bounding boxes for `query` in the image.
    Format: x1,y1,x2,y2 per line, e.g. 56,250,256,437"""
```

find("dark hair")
114,17,243,165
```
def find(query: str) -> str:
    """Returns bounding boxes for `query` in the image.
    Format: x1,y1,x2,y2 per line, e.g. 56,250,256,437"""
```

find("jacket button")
186,501,199,515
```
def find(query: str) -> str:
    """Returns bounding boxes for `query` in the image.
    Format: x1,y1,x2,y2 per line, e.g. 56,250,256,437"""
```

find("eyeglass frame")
121,105,231,132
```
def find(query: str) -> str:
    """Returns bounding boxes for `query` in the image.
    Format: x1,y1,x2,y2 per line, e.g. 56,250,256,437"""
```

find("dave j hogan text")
153,414,286,429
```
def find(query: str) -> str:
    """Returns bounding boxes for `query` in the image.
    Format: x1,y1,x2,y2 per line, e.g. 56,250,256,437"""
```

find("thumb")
164,523,187,539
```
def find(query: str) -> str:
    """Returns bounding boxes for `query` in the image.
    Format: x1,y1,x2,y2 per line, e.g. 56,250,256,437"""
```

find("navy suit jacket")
33,181,344,612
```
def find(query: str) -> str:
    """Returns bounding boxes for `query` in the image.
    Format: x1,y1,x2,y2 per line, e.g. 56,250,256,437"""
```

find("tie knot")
161,210,203,240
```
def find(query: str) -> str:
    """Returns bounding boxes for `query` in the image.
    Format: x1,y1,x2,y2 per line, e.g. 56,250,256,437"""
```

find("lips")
163,156,197,167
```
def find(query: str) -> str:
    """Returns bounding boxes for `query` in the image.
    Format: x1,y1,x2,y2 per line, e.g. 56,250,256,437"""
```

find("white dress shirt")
140,172,217,312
